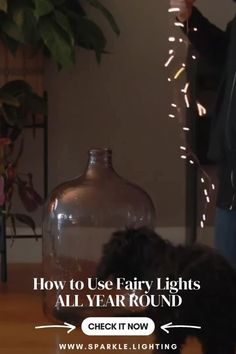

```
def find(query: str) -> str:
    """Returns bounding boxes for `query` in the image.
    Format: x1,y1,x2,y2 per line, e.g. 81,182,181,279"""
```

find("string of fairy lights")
166,6,216,230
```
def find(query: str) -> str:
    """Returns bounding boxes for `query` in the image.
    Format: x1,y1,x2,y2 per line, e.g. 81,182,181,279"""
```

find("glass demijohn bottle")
43,148,156,323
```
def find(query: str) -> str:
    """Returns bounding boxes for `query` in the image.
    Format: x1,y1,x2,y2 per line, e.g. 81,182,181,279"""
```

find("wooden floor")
0,264,202,354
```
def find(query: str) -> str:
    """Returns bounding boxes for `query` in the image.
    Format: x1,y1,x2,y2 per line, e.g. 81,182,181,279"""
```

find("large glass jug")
43,148,156,323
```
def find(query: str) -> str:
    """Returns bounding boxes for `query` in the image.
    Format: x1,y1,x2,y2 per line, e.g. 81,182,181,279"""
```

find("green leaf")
0,32,18,54
21,7,39,44
0,105,19,126
0,0,7,12
0,92,20,107
39,17,75,69
14,213,37,235
60,1,86,17
76,17,106,63
50,0,66,5
1,18,25,43
13,7,24,27
85,0,120,35
11,7,38,43
1,80,33,96
54,10,74,46
33,0,54,18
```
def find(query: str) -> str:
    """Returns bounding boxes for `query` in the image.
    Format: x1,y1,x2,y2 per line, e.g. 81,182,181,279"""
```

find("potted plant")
0,1,119,280
0,79,46,235
0,1,119,232
0,0,120,69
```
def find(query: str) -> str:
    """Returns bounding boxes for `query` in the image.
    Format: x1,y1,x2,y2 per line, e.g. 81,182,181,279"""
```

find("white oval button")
81,317,155,336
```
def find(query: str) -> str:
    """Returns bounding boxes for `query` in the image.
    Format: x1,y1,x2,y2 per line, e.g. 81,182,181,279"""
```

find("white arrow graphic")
161,322,201,334
35,322,76,334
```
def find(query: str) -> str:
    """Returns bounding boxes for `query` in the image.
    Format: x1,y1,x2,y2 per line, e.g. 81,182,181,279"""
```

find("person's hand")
170,0,196,22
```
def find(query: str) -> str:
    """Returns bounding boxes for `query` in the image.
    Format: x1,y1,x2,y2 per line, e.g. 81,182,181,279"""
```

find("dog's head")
96,227,169,281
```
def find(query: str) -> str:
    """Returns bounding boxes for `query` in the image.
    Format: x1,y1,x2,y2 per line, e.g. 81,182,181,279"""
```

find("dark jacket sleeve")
184,7,231,67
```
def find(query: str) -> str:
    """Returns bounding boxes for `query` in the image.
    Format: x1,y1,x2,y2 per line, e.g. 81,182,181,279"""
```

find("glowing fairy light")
182,82,190,94
168,7,180,13
167,6,216,230
184,94,190,108
197,102,207,117
165,55,175,67
175,22,184,28
174,67,185,79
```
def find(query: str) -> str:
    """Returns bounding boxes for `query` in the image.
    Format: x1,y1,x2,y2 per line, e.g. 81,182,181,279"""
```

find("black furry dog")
96,228,236,354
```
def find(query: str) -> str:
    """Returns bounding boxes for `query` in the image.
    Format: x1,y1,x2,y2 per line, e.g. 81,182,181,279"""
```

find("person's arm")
183,7,231,67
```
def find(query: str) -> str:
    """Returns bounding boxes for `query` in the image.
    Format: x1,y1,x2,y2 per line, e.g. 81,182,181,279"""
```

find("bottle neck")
86,149,114,175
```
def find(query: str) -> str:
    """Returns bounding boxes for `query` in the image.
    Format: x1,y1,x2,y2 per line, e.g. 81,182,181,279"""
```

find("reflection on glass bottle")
43,148,156,323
